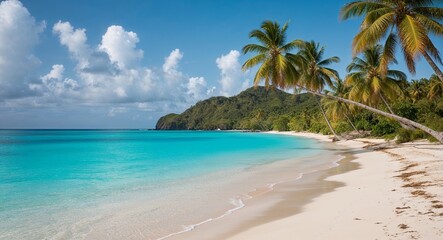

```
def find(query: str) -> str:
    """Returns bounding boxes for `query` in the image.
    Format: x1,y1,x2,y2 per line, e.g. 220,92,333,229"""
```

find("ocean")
0,130,338,239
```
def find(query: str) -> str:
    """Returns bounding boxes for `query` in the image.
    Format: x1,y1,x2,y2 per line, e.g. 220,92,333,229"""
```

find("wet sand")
169,132,443,240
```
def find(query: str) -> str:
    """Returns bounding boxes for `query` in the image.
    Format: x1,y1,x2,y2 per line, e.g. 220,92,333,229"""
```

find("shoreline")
227,132,443,239
168,131,443,240
167,132,359,239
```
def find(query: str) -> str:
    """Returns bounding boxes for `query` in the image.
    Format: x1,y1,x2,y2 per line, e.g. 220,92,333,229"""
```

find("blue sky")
0,0,442,129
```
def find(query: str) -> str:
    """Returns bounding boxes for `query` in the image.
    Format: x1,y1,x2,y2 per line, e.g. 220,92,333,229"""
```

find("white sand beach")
170,131,443,240
226,132,443,240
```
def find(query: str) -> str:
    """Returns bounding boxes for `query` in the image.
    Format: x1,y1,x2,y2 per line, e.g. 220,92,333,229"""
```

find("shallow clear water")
0,130,330,239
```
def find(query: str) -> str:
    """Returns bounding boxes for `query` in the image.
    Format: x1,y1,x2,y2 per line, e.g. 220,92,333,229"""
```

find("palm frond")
340,1,387,20
398,15,427,58
242,44,269,54
415,14,443,35
408,0,439,8
248,29,272,47
415,6,443,19
387,70,407,81
242,53,267,71
318,56,340,66
424,37,443,64
379,33,397,75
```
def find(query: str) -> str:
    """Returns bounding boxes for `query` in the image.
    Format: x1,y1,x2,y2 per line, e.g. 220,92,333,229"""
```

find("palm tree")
296,41,341,140
428,75,443,100
322,79,360,133
242,20,301,89
341,0,443,82
243,20,443,143
409,79,428,102
345,45,406,114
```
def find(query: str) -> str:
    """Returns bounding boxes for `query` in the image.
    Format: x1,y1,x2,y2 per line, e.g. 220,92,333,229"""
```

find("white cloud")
163,49,183,82
99,25,143,69
216,50,249,96
187,77,208,100
41,64,64,81
36,64,79,97
53,21,89,63
51,23,196,107
0,0,45,98
1,5,220,119
114,87,127,98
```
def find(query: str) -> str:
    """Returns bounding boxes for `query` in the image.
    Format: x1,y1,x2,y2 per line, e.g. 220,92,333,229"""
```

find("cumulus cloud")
216,50,249,96
0,0,45,99
41,64,64,81
32,64,79,98
1,1,225,124
163,49,183,82
99,25,143,69
53,21,89,63
187,77,208,100
49,21,218,111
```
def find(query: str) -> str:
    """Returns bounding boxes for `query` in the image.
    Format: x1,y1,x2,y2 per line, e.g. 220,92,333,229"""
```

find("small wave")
156,197,245,240
156,173,305,240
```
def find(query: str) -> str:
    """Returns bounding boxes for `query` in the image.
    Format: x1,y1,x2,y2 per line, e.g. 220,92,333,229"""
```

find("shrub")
273,115,290,131
333,121,353,134
396,129,425,143
396,128,412,143
393,101,418,121
371,119,398,136
309,121,329,134
288,118,305,132
423,113,443,131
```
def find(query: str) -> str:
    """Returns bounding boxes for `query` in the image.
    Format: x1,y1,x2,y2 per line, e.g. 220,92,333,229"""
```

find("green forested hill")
155,87,318,130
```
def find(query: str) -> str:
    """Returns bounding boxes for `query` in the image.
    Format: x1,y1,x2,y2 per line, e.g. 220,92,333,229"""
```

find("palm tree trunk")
344,112,359,133
343,105,361,133
315,96,339,140
379,93,394,114
380,93,415,130
422,51,443,83
303,88,443,143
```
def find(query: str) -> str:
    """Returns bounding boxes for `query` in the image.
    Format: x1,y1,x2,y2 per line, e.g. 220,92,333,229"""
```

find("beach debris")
396,206,411,210
402,181,432,188
395,171,426,179
398,224,409,229
398,163,419,172
411,190,435,199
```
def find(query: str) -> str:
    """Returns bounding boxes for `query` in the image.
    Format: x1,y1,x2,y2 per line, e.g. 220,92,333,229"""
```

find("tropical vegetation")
156,81,443,143
240,15,443,142
340,0,443,82
157,1,443,143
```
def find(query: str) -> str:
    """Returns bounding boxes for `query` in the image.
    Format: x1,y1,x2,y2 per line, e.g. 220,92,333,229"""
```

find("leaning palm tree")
322,79,360,133
341,0,443,82
296,41,341,140
345,44,406,114
242,20,301,89
428,75,443,100
243,20,443,143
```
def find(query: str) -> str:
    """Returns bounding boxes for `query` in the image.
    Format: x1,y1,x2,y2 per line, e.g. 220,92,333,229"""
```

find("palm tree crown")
295,41,341,139
428,75,443,100
345,44,406,107
341,0,443,80
322,79,351,121
242,20,301,89
296,41,340,92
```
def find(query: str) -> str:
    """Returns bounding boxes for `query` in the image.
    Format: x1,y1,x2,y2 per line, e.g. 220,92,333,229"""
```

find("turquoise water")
0,130,329,239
